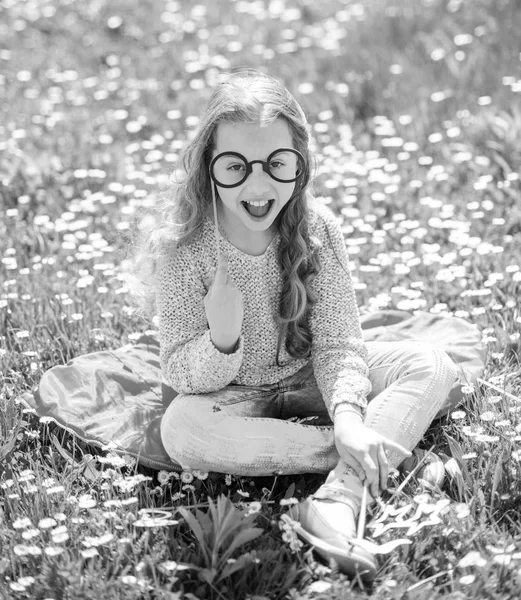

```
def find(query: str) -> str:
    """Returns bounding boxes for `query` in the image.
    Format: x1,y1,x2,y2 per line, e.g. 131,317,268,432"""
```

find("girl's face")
211,119,297,236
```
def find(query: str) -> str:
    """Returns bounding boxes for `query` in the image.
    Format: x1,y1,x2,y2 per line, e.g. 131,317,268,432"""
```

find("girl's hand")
204,253,244,353
334,415,411,498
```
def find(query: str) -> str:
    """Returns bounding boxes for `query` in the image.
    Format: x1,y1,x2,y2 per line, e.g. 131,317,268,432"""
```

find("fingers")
213,253,229,286
378,445,389,491
360,453,379,498
341,455,366,484
355,448,388,496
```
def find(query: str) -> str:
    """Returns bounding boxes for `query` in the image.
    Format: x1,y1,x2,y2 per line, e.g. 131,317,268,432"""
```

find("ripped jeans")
161,341,458,494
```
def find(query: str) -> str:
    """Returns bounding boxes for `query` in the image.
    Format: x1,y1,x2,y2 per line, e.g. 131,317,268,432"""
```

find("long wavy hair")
129,69,321,366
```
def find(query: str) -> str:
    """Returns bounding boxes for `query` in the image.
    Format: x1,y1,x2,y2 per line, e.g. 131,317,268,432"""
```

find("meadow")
1,0,521,598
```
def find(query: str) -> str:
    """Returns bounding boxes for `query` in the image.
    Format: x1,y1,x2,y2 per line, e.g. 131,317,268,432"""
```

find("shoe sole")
288,509,377,582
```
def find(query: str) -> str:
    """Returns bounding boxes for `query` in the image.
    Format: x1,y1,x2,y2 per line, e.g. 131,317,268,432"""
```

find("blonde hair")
129,69,321,366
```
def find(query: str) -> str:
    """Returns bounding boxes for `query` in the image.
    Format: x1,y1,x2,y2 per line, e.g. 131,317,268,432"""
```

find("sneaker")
400,448,446,488
288,497,377,582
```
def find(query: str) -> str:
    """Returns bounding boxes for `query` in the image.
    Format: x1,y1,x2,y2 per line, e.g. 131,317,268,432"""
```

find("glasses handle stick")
211,180,221,260
356,484,368,540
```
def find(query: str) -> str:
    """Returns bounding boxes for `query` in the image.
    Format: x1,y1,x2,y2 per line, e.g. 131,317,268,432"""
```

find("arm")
156,244,243,394
309,209,371,423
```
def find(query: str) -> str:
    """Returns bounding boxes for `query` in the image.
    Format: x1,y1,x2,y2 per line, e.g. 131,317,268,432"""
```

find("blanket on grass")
19,310,486,472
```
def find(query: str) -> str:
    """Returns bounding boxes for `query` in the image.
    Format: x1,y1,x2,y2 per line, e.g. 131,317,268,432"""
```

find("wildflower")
307,581,333,594
121,497,139,506
192,469,208,480
480,411,495,422
279,514,303,553
113,474,152,492
98,453,130,468
83,533,114,547
22,528,40,540
103,499,123,508
52,529,69,544
10,583,26,592
45,546,64,556
280,497,299,506
459,574,476,585
180,471,194,484
172,492,186,501
224,474,232,486
474,434,500,443
157,470,173,485
236,489,250,498
454,503,471,519
458,551,487,568
81,548,99,558
493,554,512,565
461,385,475,395
451,410,466,420
245,501,262,516
487,543,516,554
46,485,66,495
17,576,35,587
488,395,503,404
182,484,195,492
78,494,97,509
118,537,132,545
13,544,32,556
13,517,32,530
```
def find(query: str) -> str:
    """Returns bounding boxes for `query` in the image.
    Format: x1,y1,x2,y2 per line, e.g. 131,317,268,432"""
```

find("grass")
1,0,521,597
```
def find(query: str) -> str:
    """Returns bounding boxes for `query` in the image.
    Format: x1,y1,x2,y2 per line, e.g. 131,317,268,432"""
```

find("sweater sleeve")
309,209,372,421
156,243,244,394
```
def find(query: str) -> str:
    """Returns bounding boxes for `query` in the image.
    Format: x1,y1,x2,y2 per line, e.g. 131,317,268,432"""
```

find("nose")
243,163,271,194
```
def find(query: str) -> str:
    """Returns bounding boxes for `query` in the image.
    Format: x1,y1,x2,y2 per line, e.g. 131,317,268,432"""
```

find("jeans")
161,342,458,481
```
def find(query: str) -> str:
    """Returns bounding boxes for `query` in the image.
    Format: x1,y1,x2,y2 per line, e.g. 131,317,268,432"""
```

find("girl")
135,69,458,581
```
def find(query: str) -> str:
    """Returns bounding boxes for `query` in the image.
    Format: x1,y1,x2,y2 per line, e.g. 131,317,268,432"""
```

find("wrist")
334,404,364,426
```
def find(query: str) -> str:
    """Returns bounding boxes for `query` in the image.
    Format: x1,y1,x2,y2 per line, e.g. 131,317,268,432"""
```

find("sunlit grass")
1,0,521,597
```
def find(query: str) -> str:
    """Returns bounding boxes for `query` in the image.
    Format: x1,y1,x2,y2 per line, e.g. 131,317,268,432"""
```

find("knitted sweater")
156,200,371,421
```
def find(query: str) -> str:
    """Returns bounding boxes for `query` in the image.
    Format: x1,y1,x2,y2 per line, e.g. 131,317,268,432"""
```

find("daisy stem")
477,378,520,403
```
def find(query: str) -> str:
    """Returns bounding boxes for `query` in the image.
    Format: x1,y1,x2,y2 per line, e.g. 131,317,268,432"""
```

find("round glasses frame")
209,147,305,188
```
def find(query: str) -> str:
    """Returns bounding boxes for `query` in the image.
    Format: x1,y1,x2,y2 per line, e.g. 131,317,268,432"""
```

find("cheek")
277,182,296,202
217,188,239,206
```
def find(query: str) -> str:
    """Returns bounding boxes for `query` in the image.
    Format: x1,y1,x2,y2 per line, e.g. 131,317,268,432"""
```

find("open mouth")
241,199,275,219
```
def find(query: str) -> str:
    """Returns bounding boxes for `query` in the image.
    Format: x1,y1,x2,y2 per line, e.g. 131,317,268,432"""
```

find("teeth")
245,199,269,207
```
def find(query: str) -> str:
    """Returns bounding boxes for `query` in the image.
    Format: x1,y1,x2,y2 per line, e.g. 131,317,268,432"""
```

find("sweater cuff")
202,329,243,362
172,331,244,394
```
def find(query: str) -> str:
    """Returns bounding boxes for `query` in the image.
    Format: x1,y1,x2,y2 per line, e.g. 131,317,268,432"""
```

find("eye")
227,163,245,172
270,160,284,169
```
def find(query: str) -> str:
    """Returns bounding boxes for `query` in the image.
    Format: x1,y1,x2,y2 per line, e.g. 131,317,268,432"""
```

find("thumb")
383,439,412,457
213,253,229,286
